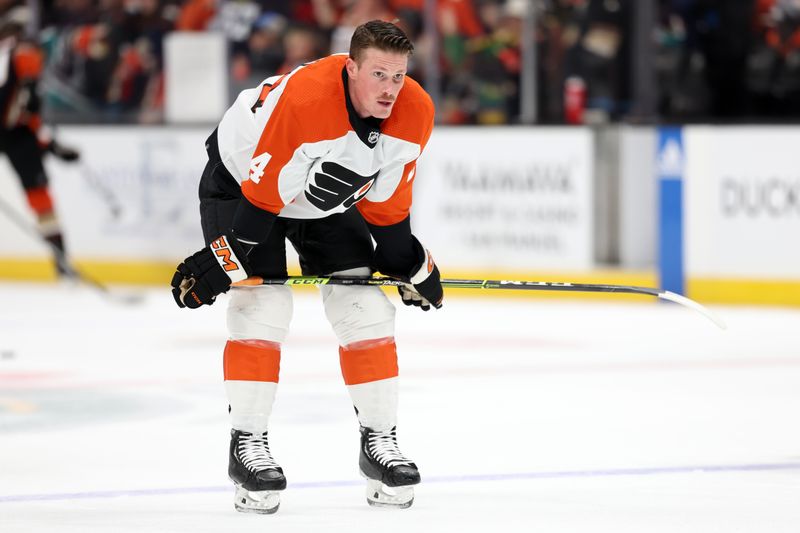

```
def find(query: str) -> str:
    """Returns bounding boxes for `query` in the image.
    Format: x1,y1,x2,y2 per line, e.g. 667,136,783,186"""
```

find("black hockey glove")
171,235,251,309
376,236,443,311
47,140,80,162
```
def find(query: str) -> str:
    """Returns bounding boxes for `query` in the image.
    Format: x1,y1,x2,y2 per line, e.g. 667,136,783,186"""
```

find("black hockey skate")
228,429,286,514
358,426,420,509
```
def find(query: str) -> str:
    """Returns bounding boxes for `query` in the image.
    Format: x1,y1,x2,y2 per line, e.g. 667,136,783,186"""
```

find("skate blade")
364,478,414,509
233,486,280,514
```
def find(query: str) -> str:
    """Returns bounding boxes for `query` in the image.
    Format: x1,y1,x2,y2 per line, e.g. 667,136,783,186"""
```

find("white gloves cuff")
409,245,435,285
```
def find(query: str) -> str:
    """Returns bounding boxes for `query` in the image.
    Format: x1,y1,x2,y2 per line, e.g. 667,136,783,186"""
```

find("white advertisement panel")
164,33,228,124
685,126,800,278
412,127,594,271
1,126,593,274
0,127,208,261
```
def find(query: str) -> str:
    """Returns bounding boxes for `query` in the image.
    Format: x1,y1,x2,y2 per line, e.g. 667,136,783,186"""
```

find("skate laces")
237,432,280,471
366,427,412,468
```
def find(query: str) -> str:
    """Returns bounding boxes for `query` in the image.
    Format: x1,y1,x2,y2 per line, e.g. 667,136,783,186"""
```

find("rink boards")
0,125,797,306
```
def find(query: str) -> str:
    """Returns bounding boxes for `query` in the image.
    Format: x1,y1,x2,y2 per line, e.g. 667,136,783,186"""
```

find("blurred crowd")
3,0,800,124
657,0,800,120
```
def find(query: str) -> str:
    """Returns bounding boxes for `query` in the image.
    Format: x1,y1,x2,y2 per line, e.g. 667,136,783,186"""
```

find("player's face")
346,48,408,119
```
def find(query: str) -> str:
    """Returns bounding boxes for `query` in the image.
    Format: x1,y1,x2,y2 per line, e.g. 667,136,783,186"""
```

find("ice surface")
1,282,799,532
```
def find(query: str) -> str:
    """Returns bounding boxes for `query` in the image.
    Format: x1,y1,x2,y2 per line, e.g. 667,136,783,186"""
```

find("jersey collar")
342,67,382,149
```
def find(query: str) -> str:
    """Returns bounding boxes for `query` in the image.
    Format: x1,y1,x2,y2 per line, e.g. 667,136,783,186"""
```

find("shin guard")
224,339,281,434
340,337,399,431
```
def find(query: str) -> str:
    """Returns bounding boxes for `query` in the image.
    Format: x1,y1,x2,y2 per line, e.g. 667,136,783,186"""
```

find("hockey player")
0,7,80,277
171,20,442,513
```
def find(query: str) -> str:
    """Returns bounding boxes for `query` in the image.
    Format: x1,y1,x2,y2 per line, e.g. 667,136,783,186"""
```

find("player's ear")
345,57,358,78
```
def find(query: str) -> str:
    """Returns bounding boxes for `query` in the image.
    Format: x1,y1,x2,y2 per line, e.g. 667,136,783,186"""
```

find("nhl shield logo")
368,131,380,144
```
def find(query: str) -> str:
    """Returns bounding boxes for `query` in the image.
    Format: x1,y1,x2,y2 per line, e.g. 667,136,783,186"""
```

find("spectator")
657,0,756,120
564,0,632,123
469,0,521,124
748,0,800,115
247,12,288,76
209,0,260,82
279,24,323,73
536,0,586,123
106,0,172,121
438,0,521,124
176,0,217,31
329,0,394,53
29,0,800,125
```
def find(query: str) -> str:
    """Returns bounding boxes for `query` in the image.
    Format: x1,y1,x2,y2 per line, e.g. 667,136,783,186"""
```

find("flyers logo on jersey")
305,162,378,212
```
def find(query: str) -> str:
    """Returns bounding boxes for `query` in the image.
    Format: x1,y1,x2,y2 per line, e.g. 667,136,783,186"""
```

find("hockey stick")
0,196,143,305
45,125,122,219
76,162,123,219
234,275,727,329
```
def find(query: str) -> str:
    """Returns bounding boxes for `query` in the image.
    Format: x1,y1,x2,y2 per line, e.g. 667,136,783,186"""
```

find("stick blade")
658,290,727,330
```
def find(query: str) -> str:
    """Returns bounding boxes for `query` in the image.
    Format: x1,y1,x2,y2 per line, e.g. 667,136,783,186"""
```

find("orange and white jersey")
216,54,434,226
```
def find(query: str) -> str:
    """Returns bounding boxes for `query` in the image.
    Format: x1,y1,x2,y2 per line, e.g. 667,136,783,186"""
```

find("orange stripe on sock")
223,339,281,382
339,337,398,385
25,187,54,215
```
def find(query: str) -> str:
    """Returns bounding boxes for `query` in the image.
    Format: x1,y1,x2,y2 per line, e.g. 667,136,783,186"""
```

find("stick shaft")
234,275,726,329
78,162,122,218
0,195,112,295
238,275,660,297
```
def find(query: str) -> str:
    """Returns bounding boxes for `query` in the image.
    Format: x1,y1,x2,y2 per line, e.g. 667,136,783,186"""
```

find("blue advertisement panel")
657,127,685,295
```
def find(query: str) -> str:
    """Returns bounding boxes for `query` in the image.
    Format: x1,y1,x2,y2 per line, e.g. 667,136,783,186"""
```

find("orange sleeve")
13,44,43,80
